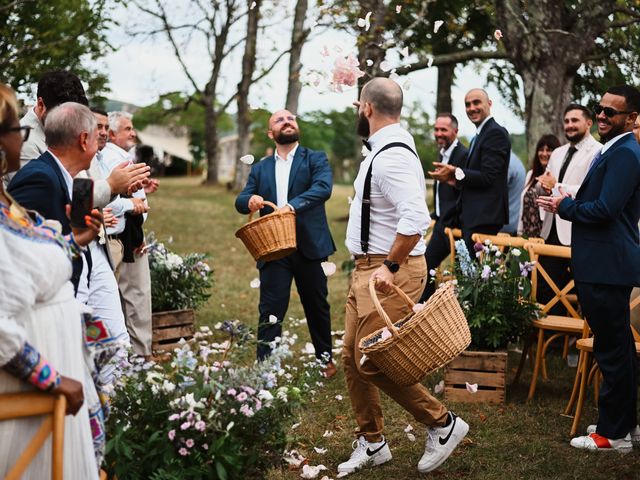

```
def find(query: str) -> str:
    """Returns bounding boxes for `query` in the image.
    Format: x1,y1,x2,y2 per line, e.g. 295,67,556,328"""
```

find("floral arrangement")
146,234,213,312
451,239,540,350
105,321,322,479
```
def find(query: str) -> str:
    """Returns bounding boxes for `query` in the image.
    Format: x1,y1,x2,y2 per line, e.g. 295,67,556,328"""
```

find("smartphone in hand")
70,178,94,228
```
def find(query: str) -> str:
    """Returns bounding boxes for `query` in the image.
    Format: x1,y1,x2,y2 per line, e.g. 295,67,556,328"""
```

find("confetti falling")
357,11,372,31
240,154,254,165
466,382,478,393
494,29,503,40
250,277,260,288
321,261,337,276
434,20,444,33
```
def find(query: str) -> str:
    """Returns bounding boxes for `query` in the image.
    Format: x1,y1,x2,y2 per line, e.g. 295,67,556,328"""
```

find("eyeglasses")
1,125,31,141
594,104,633,118
273,115,296,124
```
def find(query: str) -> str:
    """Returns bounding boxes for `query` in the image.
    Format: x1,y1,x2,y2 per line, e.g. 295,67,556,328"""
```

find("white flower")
335,394,343,401
412,303,426,314
258,389,274,403
511,248,521,257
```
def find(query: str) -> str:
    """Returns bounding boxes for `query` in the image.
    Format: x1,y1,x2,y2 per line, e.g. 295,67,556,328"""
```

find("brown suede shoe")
323,360,337,378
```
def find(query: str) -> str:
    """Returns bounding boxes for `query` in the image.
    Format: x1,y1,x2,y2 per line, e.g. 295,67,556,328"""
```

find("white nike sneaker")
418,412,469,473
570,433,632,452
586,424,640,443
337,435,392,473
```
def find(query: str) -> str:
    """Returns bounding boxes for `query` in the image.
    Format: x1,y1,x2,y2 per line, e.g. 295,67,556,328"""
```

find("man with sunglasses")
538,85,640,452
235,109,336,376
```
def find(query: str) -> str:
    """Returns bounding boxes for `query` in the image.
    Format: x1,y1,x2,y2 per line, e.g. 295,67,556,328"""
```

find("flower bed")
105,322,322,479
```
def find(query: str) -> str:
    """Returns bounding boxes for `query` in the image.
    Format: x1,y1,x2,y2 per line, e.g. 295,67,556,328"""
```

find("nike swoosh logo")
439,416,457,445
366,443,387,456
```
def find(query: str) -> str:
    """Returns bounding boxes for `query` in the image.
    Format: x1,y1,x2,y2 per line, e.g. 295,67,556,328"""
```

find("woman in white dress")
0,83,103,479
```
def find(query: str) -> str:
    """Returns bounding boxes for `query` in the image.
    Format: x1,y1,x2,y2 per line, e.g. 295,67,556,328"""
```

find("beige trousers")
342,255,449,442
118,252,153,356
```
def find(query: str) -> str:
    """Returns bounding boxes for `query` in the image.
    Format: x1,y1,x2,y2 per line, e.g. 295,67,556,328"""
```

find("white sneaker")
586,424,640,442
418,412,469,473
337,435,392,473
570,433,632,452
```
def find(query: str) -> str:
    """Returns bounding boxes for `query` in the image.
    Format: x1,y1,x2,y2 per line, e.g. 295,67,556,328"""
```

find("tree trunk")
436,63,455,115
521,65,574,158
285,0,308,114
204,96,219,185
234,0,261,191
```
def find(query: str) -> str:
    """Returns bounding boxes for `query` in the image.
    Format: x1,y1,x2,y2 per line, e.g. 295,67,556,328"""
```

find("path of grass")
147,177,640,480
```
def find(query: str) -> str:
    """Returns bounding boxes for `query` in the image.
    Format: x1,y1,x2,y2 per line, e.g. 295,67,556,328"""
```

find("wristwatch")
455,167,466,181
383,259,400,273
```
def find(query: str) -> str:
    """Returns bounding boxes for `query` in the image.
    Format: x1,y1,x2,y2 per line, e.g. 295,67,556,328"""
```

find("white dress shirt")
275,144,298,208
601,131,634,155
435,139,458,217
49,150,73,198
101,143,147,235
346,123,430,256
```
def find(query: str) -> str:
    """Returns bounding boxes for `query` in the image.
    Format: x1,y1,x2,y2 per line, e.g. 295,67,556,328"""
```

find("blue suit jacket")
8,151,83,290
558,133,640,286
235,146,336,263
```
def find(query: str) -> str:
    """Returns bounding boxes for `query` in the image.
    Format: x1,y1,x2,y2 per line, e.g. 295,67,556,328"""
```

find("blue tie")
587,150,603,173
468,135,477,156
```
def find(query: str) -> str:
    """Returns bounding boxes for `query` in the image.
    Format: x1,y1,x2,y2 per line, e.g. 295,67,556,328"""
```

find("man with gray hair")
339,78,469,475
101,111,153,357
8,102,99,293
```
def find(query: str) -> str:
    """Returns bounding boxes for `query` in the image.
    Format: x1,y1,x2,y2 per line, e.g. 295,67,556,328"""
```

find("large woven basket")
235,200,296,262
359,279,471,386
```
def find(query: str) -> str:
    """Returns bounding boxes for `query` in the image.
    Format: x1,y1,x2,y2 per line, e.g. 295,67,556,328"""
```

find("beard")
274,128,299,145
357,111,370,138
564,130,586,144
598,121,624,144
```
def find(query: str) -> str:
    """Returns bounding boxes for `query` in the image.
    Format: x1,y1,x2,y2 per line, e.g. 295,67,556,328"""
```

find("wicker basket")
235,200,297,262
359,279,471,386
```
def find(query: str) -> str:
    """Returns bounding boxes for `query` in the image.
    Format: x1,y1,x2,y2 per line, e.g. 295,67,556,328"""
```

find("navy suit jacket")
457,117,511,229
558,133,640,286
235,146,336,264
8,151,83,290
435,142,468,227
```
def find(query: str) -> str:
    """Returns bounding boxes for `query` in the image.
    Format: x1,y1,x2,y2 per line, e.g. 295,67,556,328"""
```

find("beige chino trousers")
342,254,449,442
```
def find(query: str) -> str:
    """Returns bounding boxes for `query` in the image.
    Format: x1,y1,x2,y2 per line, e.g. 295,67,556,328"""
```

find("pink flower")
203,443,209,450
254,399,262,411
179,447,189,456
195,420,206,431
241,386,256,395
180,421,191,430
168,429,176,440
239,404,254,417
330,55,365,92
236,392,248,402
186,438,195,448
168,413,180,421
226,388,237,396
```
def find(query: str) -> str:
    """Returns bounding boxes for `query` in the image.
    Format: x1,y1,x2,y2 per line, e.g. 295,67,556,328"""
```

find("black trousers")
419,221,451,303
257,251,332,361
575,281,637,439
538,221,572,315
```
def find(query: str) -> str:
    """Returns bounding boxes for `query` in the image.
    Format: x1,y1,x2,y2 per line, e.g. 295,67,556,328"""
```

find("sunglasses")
594,104,633,118
1,125,31,141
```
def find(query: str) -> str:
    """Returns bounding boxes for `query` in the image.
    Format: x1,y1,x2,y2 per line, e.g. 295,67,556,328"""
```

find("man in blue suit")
235,109,336,375
9,102,100,294
539,85,640,451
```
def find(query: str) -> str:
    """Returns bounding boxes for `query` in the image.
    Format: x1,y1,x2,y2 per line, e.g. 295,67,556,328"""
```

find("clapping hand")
536,186,570,214
429,163,457,185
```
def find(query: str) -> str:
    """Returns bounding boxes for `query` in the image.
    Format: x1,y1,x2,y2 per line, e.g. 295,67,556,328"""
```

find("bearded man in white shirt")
338,77,468,475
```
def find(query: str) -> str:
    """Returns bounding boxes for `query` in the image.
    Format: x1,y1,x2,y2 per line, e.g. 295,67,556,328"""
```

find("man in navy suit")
235,109,336,375
539,85,640,451
430,88,510,254
419,113,467,302
9,102,99,294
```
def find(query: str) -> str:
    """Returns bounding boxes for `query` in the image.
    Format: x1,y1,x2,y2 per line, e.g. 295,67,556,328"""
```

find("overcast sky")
99,2,524,139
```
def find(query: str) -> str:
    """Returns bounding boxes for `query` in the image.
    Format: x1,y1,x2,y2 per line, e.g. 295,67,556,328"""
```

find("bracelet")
67,233,87,257
4,342,61,391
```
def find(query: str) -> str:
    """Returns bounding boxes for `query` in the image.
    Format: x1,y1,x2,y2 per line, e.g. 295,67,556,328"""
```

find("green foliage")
0,0,115,99
452,239,539,350
147,234,214,312
105,323,321,479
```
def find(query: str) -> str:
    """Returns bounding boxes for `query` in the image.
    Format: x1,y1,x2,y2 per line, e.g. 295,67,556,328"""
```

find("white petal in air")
268,314,278,324
399,46,409,58
240,154,254,165
250,277,260,288
379,60,392,72
360,354,368,366
321,261,337,276
396,5,402,13
404,424,414,432
494,29,503,40
322,430,334,437
427,56,434,68
406,432,416,442
412,302,426,313
250,1,256,9
466,382,478,394
314,447,327,454
300,464,328,479
302,342,315,355
366,59,374,66
434,380,444,394
335,394,343,400
434,20,444,33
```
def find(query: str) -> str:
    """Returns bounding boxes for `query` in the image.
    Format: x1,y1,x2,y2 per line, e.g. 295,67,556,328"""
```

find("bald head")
361,78,403,118
464,88,492,126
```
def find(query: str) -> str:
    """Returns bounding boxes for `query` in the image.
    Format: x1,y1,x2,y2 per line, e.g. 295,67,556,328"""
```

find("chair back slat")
0,392,66,480
472,233,544,250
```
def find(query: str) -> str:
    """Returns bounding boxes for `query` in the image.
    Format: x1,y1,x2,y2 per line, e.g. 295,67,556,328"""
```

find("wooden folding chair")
522,243,585,400
423,219,436,245
0,392,66,480
564,296,640,436
471,233,544,251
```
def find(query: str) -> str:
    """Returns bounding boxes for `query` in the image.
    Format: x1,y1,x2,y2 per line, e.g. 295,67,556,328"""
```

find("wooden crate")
152,309,195,352
444,350,507,404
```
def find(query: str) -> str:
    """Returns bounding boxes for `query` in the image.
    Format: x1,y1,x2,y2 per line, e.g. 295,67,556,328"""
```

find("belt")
353,253,386,260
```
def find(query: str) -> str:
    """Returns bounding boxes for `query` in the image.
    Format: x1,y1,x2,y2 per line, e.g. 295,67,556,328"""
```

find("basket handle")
368,275,416,338
248,200,281,221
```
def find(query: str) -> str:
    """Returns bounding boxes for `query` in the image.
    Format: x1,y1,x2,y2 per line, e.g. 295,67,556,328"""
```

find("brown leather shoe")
323,360,337,378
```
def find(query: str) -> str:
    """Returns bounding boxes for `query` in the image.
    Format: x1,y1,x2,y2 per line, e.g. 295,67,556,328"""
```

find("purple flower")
473,242,484,252
195,420,206,431
481,265,492,280
180,421,191,430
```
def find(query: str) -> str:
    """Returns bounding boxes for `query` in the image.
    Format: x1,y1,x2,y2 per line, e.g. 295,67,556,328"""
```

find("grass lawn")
147,177,640,480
